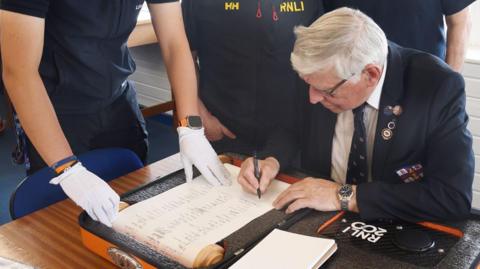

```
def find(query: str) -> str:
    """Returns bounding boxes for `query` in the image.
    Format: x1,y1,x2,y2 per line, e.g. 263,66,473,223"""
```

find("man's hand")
198,99,236,141
203,113,236,141
178,127,232,186
273,177,346,214
49,162,120,227
238,157,280,195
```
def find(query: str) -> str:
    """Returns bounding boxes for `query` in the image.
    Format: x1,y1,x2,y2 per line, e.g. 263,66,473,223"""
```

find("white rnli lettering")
342,221,387,244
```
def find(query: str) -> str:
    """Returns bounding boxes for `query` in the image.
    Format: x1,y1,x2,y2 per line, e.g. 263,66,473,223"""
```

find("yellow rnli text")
280,1,305,12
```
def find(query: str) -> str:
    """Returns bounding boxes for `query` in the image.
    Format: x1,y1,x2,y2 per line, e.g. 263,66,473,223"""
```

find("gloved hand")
178,127,232,186
49,162,120,227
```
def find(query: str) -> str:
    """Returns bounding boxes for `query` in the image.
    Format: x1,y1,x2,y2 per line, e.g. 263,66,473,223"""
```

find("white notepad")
230,229,337,269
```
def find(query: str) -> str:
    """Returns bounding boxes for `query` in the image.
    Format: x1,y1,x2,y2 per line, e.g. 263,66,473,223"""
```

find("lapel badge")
383,105,403,117
381,128,393,140
383,105,393,116
387,121,396,130
392,105,403,116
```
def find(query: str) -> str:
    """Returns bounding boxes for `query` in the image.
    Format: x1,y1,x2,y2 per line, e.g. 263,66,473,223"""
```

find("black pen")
253,151,261,199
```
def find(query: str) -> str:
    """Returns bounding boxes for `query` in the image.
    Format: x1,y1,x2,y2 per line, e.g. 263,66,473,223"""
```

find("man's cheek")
320,99,340,112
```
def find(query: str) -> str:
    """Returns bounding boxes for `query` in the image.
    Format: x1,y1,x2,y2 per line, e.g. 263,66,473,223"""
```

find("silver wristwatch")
338,184,354,211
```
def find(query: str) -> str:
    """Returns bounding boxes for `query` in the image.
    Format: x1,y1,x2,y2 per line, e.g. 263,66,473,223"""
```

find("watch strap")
178,116,203,129
178,117,189,127
338,184,353,211
50,155,78,175
340,199,349,211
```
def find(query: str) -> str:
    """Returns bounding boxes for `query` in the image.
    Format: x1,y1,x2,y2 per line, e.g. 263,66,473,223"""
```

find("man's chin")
325,107,345,114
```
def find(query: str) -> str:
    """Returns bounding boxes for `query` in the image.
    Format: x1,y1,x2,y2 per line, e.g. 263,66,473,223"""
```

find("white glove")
49,162,120,227
178,127,232,186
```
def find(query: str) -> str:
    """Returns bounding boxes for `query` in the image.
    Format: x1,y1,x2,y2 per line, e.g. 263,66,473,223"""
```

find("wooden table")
0,157,180,269
2,153,480,269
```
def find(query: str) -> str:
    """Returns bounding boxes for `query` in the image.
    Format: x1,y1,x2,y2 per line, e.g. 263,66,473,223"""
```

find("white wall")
129,44,172,108
470,2,480,47
464,60,480,210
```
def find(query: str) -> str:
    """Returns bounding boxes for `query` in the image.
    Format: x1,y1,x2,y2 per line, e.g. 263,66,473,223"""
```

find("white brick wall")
469,2,480,47
464,60,480,210
129,44,172,108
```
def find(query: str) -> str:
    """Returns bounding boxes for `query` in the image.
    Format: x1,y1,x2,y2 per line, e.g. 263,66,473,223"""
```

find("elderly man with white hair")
237,8,474,222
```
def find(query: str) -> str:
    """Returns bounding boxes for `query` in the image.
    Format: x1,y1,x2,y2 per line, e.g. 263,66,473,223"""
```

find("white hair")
291,7,388,80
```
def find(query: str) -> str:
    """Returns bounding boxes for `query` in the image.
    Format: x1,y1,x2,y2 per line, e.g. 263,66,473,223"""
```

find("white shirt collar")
366,57,387,110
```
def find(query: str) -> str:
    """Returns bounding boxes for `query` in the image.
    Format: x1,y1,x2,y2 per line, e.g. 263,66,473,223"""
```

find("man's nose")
309,86,324,104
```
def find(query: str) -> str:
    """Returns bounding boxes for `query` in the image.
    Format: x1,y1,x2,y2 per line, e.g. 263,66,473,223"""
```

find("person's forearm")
1,10,72,167
160,41,199,120
193,52,208,119
148,3,200,120
3,71,72,166
446,25,468,71
446,9,471,72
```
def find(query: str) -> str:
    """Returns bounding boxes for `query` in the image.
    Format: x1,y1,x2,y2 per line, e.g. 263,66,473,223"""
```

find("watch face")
187,116,203,128
339,185,353,197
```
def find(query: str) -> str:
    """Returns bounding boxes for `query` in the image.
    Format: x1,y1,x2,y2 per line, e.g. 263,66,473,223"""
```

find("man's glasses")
320,74,356,96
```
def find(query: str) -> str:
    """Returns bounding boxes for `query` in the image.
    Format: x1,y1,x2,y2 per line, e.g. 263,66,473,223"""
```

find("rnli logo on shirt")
342,222,387,243
225,2,240,10
280,1,305,12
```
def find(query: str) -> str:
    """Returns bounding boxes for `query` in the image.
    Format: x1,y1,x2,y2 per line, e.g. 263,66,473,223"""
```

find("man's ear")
363,64,383,88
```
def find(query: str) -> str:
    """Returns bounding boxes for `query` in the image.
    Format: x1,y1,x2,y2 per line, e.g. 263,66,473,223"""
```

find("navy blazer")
299,43,474,222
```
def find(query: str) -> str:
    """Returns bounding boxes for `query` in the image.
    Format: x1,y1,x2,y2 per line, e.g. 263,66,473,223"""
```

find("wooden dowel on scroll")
117,201,225,268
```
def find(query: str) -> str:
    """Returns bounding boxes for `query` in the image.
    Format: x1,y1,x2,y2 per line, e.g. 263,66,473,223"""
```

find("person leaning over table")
0,0,231,227
238,8,474,222
181,0,324,173
324,0,475,72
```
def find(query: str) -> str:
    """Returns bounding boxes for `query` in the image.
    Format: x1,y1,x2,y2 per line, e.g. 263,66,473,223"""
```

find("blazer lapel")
371,43,406,181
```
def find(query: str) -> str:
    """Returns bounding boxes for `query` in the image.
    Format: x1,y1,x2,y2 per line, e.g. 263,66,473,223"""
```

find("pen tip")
257,188,262,199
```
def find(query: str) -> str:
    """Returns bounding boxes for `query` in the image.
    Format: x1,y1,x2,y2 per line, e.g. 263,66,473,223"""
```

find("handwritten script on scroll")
112,164,289,268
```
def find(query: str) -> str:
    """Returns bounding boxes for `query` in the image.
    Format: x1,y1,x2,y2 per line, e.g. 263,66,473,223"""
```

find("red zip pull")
256,0,262,18
272,4,279,21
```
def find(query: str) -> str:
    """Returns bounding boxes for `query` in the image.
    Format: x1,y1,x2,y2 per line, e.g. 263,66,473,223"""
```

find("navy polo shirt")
325,0,476,59
0,0,176,114
182,0,324,147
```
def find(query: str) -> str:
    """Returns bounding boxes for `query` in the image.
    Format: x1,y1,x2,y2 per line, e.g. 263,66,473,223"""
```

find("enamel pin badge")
382,105,402,141
396,164,424,183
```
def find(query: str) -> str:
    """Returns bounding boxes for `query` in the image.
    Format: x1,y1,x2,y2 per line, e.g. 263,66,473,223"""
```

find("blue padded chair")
9,148,143,219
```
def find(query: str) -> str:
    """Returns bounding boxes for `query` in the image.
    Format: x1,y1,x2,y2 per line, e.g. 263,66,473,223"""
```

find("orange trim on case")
316,211,346,234
417,221,464,238
80,228,156,269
